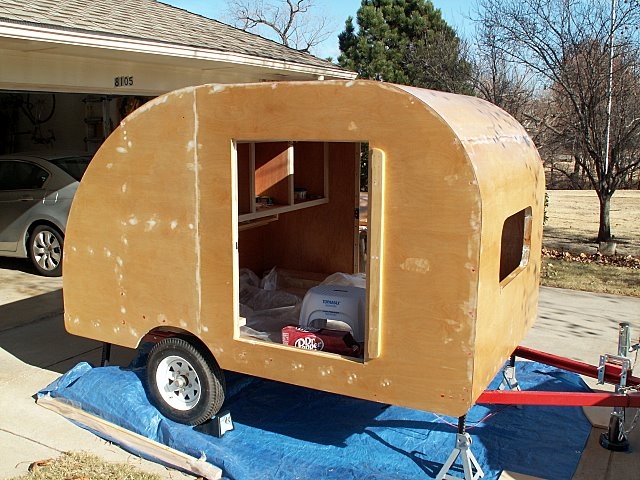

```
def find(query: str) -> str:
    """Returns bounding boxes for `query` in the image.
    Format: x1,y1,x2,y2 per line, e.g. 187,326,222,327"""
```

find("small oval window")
499,207,532,284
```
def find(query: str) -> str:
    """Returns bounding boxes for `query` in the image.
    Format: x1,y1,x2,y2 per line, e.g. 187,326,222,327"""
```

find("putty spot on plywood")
170,220,178,230
445,318,463,333
319,366,334,377
116,147,128,154
400,257,430,274
144,217,158,232
445,174,459,185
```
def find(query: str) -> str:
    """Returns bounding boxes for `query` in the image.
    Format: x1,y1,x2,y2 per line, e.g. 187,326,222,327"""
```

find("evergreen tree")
338,0,471,93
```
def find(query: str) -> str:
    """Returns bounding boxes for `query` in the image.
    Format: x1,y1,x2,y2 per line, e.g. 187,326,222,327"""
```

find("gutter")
0,21,357,81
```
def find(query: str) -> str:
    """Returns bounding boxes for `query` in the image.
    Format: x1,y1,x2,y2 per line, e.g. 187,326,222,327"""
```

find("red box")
282,326,361,357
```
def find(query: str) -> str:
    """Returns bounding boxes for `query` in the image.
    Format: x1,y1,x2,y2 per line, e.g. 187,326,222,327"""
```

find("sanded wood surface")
64,81,545,417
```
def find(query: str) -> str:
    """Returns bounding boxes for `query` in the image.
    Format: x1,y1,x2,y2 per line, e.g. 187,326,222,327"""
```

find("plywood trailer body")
64,80,545,421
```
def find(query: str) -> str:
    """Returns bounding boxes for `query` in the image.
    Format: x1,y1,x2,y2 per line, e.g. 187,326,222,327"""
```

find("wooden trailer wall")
64,81,545,417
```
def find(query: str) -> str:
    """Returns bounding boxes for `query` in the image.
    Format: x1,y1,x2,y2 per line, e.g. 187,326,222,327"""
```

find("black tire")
599,413,630,451
608,414,625,444
28,225,64,277
146,337,225,426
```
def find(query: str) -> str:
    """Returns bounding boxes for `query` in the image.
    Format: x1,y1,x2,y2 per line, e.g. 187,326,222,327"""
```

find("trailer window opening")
234,140,370,362
499,207,532,284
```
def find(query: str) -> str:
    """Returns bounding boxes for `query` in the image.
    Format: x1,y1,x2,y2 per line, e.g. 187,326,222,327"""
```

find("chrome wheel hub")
155,355,201,411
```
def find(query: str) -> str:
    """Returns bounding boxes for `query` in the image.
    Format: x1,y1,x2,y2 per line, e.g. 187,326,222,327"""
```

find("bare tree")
472,21,536,123
476,0,640,243
226,0,334,53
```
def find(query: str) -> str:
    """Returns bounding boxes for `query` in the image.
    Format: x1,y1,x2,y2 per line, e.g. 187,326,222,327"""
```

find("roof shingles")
0,0,347,72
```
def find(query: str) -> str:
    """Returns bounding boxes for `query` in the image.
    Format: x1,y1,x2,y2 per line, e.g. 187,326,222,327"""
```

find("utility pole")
604,0,617,177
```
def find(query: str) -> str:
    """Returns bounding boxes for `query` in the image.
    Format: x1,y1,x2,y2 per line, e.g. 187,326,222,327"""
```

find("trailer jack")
598,322,638,451
465,321,640,476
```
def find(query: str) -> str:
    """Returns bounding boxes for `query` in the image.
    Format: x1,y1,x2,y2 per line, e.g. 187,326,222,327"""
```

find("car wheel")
146,337,225,426
29,225,64,277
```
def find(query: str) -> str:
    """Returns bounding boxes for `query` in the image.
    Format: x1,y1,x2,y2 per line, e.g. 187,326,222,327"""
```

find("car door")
0,160,50,252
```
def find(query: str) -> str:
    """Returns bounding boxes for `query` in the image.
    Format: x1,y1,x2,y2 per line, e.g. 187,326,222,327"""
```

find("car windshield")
49,156,92,181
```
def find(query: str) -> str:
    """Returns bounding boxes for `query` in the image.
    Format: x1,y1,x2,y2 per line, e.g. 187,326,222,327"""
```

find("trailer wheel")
146,337,225,426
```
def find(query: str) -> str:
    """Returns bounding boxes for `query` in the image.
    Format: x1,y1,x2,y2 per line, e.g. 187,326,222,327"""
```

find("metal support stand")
599,322,632,451
436,416,484,480
499,354,521,391
100,342,112,367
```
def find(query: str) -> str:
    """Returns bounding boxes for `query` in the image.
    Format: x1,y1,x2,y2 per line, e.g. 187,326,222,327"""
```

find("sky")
162,0,474,59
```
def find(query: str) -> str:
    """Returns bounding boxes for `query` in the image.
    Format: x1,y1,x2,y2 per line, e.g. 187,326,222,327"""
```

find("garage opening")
234,140,375,361
0,91,151,155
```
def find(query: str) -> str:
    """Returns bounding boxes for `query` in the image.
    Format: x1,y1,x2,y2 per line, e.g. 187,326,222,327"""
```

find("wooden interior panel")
236,142,252,215
238,227,267,275
261,142,358,274
238,142,357,276
254,141,291,206
293,141,326,200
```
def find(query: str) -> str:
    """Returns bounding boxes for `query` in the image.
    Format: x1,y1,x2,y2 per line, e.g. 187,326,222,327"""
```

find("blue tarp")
39,359,592,480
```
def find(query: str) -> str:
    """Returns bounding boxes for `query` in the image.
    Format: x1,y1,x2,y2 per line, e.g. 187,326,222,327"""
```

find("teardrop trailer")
63,80,545,422
61,80,639,475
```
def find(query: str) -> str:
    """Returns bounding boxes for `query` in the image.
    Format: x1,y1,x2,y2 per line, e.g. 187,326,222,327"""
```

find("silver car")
0,152,92,276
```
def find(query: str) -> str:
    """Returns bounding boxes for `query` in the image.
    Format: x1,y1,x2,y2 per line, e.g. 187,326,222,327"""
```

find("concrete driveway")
0,257,638,479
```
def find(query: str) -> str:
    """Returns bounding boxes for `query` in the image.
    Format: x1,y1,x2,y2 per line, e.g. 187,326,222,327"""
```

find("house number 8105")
114,76,134,87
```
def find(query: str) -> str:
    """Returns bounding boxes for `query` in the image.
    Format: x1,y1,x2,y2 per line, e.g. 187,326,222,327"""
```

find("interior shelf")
236,141,329,223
